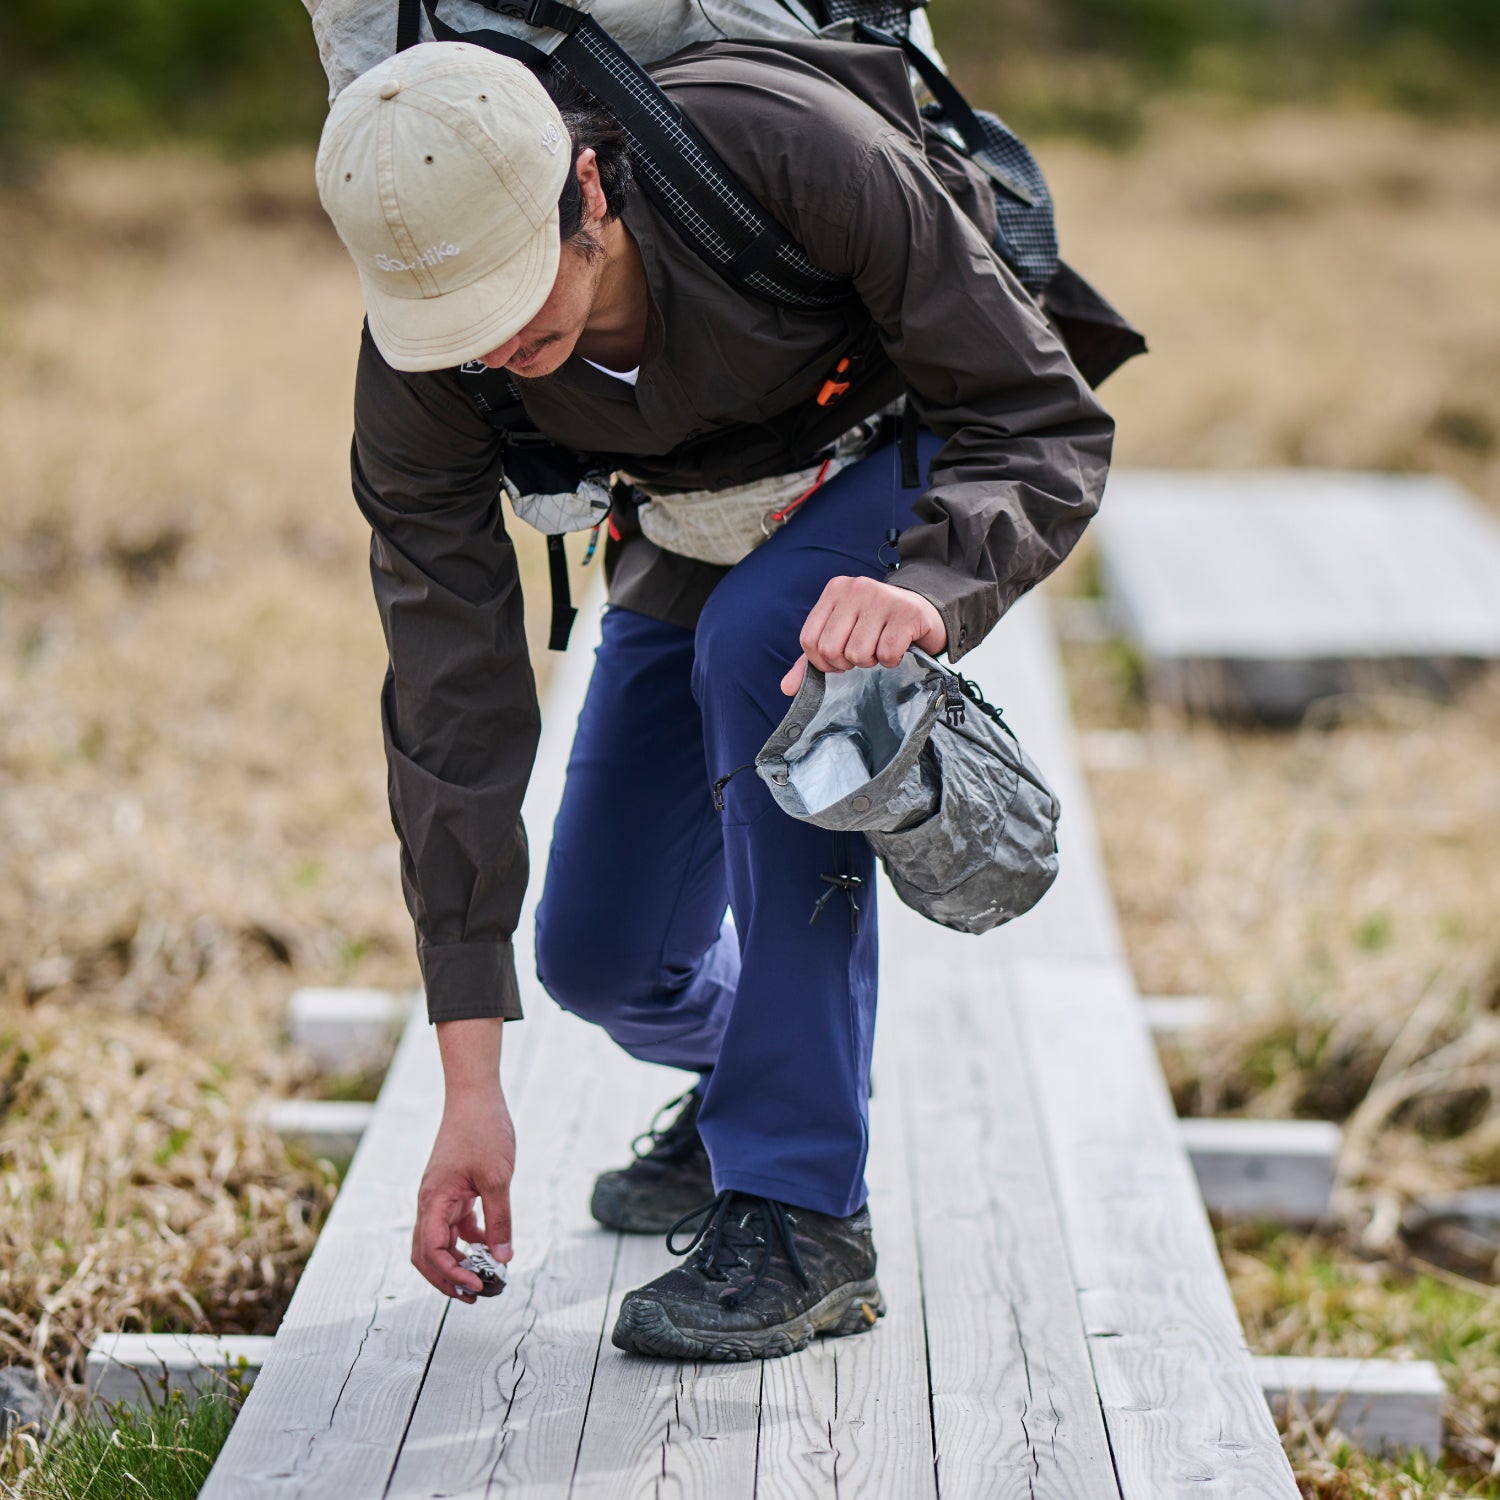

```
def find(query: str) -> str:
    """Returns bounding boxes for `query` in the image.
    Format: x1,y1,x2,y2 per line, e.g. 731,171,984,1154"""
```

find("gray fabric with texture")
755,649,1061,934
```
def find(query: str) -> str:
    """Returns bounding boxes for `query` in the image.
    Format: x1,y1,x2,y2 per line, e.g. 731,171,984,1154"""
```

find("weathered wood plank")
570,1232,762,1500
199,1010,453,1500
386,1040,670,1499
1097,470,1500,661
885,936,1119,1500
1095,470,1500,716
202,597,612,1499
1013,960,1299,1500
752,998,937,1500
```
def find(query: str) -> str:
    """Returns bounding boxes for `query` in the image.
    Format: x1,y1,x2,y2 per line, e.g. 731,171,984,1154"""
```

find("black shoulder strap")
422,0,852,310
396,0,422,51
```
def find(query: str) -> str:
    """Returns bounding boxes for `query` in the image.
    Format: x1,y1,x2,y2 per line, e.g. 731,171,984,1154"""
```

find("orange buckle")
816,356,852,408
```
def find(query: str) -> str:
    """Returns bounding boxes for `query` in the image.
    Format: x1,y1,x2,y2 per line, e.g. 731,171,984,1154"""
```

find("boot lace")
630,1089,702,1164
665,1190,811,1309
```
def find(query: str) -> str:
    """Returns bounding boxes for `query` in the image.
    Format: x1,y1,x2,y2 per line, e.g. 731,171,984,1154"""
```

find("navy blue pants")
535,434,937,1218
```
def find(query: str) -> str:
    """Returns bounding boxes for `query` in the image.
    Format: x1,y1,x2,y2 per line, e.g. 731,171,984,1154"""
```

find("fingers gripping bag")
753,648,1060,935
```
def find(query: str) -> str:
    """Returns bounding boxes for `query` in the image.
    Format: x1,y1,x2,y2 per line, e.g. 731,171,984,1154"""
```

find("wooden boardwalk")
202,585,1299,1499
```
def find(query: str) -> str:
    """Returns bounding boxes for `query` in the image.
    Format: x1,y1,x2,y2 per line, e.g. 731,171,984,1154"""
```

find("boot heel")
829,1285,886,1338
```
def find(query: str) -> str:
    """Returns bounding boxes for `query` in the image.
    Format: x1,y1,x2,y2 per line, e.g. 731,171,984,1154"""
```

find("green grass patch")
4,1388,237,1500
1220,1223,1500,1492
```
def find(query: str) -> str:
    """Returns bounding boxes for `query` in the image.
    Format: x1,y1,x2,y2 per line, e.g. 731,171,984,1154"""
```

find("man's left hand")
781,577,947,696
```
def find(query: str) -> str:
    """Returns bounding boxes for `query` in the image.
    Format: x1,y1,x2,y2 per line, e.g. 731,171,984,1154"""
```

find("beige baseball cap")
315,43,573,373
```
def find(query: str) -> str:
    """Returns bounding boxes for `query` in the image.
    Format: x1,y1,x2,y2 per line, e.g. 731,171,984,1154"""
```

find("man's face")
478,241,604,378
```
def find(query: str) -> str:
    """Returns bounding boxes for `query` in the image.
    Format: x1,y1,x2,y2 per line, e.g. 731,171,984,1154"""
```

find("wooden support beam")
1255,1356,1444,1460
1142,994,1223,1035
286,987,416,1073
87,1334,275,1409
266,1099,376,1160
1180,1118,1340,1224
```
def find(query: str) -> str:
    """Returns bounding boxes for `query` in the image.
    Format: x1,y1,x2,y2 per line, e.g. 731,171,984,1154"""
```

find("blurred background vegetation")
1,0,1498,154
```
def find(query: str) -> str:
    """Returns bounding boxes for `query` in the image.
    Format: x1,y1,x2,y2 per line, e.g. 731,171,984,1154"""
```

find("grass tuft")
0,1389,237,1500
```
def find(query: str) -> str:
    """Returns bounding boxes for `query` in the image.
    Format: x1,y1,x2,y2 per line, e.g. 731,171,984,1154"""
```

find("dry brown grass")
1,106,1498,1488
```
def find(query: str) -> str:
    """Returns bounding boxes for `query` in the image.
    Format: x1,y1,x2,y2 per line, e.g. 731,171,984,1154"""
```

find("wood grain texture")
1013,960,1299,1500
569,1230,762,1500
199,1011,453,1499
386,1027,669,1499
882,916,1119,1500
752,991,937,1500
202,593,614,1500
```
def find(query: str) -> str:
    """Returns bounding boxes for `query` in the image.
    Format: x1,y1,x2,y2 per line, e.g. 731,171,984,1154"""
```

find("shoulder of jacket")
650,38,922,144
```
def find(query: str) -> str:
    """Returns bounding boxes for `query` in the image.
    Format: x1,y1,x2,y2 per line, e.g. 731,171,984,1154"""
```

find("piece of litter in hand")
457,1245,509,1298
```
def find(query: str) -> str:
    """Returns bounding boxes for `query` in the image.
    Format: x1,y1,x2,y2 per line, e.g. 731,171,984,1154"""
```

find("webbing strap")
899,394,921,488
545,533,577,651
427,0,851,308
853,23,1035,206
396,0,422,51
423,1,560,76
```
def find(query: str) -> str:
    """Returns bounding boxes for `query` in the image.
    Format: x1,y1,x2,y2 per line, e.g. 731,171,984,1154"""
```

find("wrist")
436,1016,505,1105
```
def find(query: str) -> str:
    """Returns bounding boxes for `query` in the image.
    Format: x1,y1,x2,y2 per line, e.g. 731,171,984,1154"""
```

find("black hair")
543,71,632,258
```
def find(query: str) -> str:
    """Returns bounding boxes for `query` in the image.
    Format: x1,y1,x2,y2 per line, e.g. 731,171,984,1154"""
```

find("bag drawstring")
712,762,757,812
810,831,863,936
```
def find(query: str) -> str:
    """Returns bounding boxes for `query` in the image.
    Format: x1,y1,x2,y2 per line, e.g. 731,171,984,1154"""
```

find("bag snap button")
852,794,871,812
786,724,803,740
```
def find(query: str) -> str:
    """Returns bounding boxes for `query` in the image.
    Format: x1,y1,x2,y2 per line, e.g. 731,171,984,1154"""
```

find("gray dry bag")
754,648,1060,935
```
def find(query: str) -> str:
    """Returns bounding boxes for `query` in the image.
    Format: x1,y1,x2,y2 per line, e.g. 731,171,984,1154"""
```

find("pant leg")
692,432,944,1219
535,605,738,1073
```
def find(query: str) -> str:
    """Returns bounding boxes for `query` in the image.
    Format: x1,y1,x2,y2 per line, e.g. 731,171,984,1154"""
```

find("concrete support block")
267,1099,376,1159
1256,1355,1445,1460
287,987,416,1073
1179,1117,1340,1223
87,1334,275,1409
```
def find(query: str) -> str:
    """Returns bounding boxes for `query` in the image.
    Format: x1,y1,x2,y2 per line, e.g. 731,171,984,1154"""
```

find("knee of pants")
535,901,655,1021
693,582,791,711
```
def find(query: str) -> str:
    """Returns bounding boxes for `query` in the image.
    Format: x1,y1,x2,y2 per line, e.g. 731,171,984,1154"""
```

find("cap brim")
361,207,560,373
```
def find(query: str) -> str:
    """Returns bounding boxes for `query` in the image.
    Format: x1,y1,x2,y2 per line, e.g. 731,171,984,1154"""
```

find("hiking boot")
611,1190,885,1361
590,1088,715,1233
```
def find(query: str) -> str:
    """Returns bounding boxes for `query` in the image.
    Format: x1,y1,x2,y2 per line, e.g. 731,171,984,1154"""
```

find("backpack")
319,0,1146,647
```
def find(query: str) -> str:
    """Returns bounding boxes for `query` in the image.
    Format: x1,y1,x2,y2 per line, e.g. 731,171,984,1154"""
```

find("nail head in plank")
1179,1119,1339,1224
87,1335,275,1409
1255,1356,1444,1459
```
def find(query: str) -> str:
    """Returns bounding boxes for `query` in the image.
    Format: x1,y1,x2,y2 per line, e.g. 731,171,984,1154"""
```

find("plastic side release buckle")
816,356,853,408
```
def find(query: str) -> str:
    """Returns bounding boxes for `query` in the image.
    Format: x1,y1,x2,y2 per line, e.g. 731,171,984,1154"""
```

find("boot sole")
611,1278,886,1361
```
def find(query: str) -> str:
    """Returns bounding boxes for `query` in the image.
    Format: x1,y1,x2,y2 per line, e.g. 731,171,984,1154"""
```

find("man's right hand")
413,1018,515,1299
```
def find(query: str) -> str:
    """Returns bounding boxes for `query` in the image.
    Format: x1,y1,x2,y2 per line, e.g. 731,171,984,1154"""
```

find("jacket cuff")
419,940,525,1023
886,561,998,664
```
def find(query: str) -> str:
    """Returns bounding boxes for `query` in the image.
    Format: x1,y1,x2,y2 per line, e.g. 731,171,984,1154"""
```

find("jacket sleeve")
351,325,540,1023
810,128,1114,661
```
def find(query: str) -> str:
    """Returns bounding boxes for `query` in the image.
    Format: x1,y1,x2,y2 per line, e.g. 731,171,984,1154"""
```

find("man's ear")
574,147,607,222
